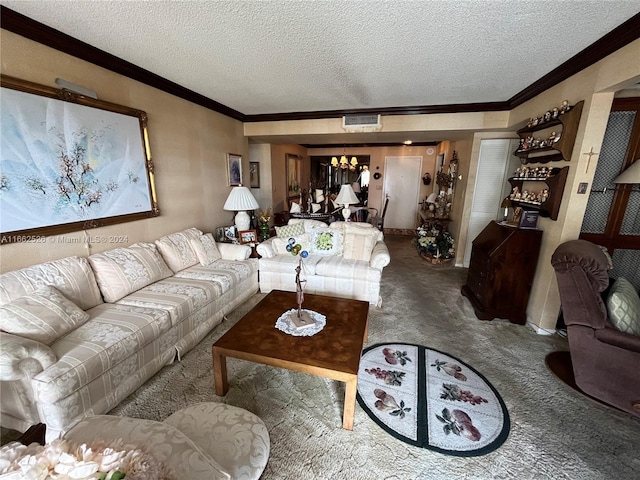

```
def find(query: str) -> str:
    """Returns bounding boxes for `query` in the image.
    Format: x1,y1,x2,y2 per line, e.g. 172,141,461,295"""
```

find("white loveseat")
0,228,258,441
256,220,390,305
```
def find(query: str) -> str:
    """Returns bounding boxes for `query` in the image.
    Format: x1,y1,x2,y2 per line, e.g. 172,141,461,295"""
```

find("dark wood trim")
0,6,244,121
303,141,440,148
2,6,639,123
243,102,509,122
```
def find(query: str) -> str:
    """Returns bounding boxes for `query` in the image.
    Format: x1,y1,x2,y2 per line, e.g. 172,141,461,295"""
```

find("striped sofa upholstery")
0,228,258,441
257,220,390,306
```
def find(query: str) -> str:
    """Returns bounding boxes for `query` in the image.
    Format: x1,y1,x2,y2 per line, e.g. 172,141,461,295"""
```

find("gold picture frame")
0,75,159,243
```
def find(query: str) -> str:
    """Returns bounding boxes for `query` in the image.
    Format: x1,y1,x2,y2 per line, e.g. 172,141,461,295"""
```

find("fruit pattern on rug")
357,343,510,456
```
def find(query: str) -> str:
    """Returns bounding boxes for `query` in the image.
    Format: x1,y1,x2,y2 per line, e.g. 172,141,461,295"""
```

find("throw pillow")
189,233,222,266
88,243,173,303
310,228,343,256
607,277,640,335
343,231,376,261
272,233,311,256
0,286,90,345
275,222,305,238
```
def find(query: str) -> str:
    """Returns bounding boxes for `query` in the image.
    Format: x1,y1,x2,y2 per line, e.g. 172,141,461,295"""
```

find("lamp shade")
223,186,259,232
223,186,259,211
426,192,438,204
335,184,359,206
500,197,513,208
614,160,640,184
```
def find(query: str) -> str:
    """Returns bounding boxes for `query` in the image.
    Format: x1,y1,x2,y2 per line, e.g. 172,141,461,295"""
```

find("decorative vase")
259,222,270,241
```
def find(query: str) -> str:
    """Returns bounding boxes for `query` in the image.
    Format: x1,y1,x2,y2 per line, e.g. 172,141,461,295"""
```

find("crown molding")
2,6,639,124
0,6,245,121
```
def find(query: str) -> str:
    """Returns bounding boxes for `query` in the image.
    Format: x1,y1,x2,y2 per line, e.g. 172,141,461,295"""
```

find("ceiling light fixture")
331,150,358,171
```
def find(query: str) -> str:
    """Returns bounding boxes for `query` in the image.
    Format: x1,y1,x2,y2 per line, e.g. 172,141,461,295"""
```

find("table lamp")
223,185,259,231
335,184,359,222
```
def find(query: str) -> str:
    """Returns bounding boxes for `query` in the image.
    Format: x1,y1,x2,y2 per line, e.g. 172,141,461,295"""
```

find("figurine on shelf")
510,186,520,200
540,189,549,203
552,107,560,119
560,100,571,114
544,111,552,122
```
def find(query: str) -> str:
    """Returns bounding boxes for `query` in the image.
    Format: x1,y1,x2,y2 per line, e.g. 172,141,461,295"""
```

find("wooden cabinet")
461,221,542,325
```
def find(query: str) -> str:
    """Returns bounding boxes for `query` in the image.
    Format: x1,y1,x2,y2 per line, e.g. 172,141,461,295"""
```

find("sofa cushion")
607,277,640,335
35,303,173,403
88,243,173,303
275,222,305,238
0,256,102,310
343,232,376,262
342,223,380,261
155,228,203,273
175,260,257,294
116,277,217,325
258,254,322,275
189,233,222,266
272,233,311,256
315,256,382,283
330,221,383,242
309,228,343,256
0,286,90,346
288,219,329,233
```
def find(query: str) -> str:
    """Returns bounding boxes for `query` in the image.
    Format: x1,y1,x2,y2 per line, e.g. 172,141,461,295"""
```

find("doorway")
310,155,370,205
383,156,422,231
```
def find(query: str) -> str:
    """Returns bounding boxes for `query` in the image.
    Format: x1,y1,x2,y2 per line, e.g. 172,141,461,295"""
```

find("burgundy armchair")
551,239,640,417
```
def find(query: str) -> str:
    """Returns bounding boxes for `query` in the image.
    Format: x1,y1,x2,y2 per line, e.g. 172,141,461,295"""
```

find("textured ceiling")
2,0,639,118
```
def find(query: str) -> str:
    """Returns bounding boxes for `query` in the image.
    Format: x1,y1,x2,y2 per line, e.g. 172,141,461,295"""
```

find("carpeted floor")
109,235,640,479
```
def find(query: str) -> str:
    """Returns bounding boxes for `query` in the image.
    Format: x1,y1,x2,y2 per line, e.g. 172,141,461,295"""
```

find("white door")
383,156,422,230
463,139,520,267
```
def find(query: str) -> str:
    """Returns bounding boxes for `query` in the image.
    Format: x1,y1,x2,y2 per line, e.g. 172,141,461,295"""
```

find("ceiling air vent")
342,114,381,129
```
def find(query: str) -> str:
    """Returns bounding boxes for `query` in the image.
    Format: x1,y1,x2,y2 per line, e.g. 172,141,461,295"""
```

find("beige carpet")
110,235,640,479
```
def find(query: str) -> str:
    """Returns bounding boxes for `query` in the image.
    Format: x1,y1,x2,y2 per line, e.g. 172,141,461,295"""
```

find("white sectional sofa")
256,220,390,305
0,228,258,441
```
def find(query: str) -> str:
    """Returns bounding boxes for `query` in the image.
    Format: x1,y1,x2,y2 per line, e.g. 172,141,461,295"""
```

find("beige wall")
3,27,639,331
1,30,248,272
505,39,640,332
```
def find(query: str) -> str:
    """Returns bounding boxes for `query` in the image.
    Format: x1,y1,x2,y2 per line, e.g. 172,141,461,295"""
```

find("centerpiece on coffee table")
287,257,316,330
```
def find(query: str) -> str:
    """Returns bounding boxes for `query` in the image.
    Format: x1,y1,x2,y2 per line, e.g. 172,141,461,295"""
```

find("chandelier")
331,154,358,171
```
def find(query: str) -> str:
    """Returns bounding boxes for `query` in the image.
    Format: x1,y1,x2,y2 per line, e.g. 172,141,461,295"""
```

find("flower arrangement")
258,207,271,225
416,224,455,262
0,438,174,480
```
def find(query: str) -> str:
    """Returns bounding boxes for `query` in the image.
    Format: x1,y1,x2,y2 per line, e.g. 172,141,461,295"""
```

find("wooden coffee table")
212,290,369,430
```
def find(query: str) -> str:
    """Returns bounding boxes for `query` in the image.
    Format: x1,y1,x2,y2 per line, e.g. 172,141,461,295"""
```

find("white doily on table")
275,309,326,336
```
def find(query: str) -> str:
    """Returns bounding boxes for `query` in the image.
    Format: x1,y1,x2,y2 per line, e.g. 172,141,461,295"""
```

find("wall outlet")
578,182,588,194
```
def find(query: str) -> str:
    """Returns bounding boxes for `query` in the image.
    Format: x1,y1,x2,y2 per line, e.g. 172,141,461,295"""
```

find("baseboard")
527,322,556,335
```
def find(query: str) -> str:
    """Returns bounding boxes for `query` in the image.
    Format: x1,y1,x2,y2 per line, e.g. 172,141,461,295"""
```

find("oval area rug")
357,343,510,456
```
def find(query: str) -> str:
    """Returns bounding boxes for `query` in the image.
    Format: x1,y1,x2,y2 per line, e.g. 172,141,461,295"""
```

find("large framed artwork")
0,75,159,243
286,153,302,199
227,153,242,186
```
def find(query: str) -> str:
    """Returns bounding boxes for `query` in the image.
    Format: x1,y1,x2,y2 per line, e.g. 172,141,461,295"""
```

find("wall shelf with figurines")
507,166,568,220
515,100,584,164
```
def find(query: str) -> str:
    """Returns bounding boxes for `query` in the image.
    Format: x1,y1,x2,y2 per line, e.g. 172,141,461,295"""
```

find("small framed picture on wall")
227,153,242,186
249,161,260,188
